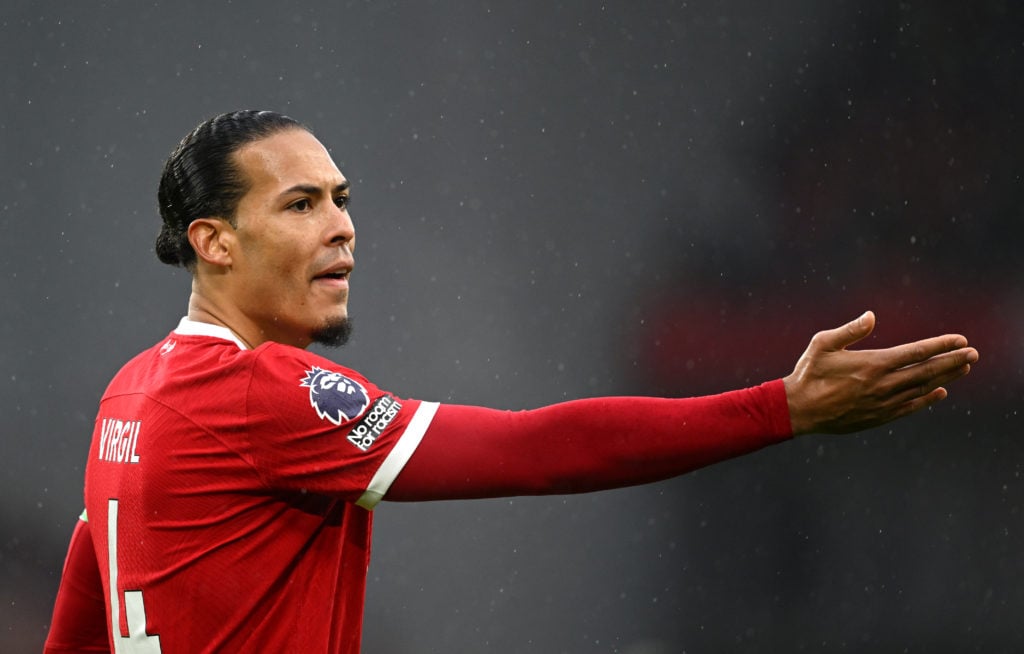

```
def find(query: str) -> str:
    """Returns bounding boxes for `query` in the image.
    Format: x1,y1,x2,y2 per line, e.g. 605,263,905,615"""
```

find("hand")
782,311,979,435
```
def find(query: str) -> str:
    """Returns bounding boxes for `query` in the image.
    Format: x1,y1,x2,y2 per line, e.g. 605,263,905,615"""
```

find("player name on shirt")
97,417,142,464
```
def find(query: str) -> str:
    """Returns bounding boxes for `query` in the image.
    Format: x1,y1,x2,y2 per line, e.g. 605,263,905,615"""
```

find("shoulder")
251,342,371,387
248,343,381,425
102,333,259,401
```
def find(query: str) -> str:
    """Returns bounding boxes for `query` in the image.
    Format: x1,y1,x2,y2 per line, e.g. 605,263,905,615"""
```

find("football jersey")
84,317,437,653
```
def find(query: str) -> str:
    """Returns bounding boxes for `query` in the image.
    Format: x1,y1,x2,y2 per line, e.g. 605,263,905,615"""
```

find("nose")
326,203,356,252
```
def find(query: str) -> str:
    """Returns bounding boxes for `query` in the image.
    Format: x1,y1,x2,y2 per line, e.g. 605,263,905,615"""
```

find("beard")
312,316,353,348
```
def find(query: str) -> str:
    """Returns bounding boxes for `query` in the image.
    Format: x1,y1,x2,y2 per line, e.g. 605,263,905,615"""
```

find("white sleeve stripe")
356,401,439,510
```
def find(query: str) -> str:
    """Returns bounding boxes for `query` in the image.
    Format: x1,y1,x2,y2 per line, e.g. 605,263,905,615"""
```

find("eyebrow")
279,180,350,198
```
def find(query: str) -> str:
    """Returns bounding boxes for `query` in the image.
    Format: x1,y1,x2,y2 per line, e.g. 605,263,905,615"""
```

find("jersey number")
107,499,163,653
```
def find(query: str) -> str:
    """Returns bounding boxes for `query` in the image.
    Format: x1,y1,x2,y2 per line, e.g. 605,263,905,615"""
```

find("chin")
312,316,353,348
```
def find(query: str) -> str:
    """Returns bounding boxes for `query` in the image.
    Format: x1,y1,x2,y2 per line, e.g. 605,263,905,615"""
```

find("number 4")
107,499,163,654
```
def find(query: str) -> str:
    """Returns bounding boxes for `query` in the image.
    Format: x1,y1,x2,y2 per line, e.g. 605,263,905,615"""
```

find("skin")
183,128,979,435
186,128,355,350
783,311,978,435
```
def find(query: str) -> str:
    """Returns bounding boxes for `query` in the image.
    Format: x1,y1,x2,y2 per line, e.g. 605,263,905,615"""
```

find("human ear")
187,218,235,267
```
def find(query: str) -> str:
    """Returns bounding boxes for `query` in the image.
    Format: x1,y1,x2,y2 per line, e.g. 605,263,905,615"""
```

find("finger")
888,386,950,421
886,338,975,370
887,361,972,406
882,344,975,400
812,310,876,352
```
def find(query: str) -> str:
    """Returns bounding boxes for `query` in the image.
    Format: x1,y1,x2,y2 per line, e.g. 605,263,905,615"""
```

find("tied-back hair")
155,110,307,269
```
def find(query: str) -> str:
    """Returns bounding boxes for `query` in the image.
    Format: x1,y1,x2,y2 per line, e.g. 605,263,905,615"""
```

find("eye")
289,198,312,212
334,194,350,210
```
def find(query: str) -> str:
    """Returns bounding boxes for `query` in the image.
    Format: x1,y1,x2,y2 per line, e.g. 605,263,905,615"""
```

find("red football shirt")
83,318,436,653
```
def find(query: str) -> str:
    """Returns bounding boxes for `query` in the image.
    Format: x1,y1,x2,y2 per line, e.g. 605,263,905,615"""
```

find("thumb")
815,310,876,352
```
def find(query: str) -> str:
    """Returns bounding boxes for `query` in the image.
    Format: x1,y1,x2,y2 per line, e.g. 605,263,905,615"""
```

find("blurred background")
2,1,1020,651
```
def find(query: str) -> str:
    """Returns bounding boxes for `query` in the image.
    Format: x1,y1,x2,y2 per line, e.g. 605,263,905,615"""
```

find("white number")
107,499,163,653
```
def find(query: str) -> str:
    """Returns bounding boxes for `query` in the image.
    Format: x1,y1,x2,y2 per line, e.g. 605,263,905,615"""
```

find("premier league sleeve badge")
300,367,371,426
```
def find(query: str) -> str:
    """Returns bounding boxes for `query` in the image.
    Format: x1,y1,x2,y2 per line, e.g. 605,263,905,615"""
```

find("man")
44,110,978,653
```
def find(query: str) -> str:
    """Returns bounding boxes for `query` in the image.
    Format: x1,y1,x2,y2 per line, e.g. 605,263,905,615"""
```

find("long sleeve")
44,517,110,653
388,379,792,501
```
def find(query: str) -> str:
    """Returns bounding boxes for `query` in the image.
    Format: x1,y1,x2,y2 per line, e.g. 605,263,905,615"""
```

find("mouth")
312,263,353,288
315,271,349,281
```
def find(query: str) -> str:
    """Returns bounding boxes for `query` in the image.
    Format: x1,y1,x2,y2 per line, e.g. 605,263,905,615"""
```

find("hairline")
220,124,316,226
182,124,316,274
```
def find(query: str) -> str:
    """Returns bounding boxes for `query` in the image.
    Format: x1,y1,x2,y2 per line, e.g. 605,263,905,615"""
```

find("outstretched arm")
783,311,978,435
389,311,976,502
390,381,793,501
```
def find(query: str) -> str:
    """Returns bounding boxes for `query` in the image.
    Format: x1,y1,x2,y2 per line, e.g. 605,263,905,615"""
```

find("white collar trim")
173,317,250,350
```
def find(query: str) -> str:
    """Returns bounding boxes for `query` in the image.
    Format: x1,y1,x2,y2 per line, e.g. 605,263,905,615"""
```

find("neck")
186,293,259,349
186,278,313,350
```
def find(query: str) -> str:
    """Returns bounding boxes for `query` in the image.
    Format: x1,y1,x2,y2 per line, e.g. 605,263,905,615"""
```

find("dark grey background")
2,1,1021,652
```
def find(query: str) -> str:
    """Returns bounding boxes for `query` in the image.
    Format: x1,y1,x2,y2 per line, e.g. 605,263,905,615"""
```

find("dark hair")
155,110,308,269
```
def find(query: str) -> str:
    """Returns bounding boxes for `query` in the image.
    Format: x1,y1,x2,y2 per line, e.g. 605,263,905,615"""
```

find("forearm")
388,379,792,501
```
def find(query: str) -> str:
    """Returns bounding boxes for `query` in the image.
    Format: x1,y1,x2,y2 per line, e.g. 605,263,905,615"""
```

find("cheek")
242,238,306,278
237,252,305,302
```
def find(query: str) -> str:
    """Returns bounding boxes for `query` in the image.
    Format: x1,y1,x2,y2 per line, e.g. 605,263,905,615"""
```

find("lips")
315,271,348,281
313,260,353,283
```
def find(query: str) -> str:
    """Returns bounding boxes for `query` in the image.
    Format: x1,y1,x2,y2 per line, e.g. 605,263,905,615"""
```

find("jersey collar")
173,317,250,350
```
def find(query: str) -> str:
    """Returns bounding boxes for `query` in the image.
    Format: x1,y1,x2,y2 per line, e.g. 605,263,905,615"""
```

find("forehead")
233,128,345,193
